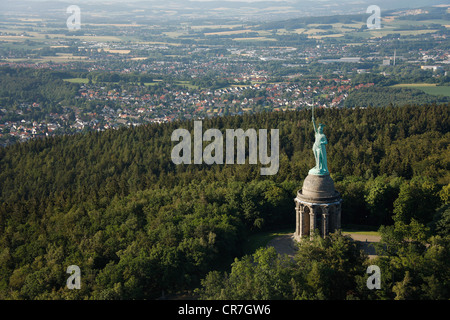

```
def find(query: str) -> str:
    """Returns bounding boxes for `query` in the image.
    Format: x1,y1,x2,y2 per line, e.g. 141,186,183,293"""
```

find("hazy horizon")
0,0,448,22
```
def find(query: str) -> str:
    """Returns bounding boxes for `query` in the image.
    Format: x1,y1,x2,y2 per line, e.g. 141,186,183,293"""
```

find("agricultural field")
392,84,450,97
63,77,90,84
0,7,448,60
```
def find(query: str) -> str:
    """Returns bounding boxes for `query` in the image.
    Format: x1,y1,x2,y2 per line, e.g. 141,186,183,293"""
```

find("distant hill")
2,0,448,22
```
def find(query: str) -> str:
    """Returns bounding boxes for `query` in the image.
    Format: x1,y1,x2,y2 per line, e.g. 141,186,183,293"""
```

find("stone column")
309,206,316,240
322,206,329,237
299,205,305,238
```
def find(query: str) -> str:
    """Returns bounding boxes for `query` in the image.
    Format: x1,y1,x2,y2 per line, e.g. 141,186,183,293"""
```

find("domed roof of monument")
296,174,341,203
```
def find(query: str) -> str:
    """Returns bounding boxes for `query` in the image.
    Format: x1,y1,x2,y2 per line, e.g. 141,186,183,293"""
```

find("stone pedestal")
294,174,342,242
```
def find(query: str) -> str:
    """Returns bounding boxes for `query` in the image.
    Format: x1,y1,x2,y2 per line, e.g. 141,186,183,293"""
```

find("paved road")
266,234,298,259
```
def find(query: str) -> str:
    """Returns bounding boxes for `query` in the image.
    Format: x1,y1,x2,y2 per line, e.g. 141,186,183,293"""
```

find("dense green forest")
0,67,78,107
0,104,449,299
196,219,450,300
344,87,450,108
0,67,78,122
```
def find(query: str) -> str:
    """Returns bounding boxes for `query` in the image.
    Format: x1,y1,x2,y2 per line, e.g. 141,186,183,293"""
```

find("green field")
392,84,450,97
63,78,89,84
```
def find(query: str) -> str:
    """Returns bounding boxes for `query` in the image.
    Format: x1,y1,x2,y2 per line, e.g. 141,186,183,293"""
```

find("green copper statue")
309,105,329,176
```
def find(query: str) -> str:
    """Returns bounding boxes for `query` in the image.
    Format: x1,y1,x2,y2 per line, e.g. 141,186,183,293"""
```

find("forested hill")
0,104,449,299
1,104,448,204
344,87,450,108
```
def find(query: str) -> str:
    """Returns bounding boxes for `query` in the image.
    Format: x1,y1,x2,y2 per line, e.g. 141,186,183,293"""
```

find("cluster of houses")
0,76,377,145
0,111,62,145
1,32,447,146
